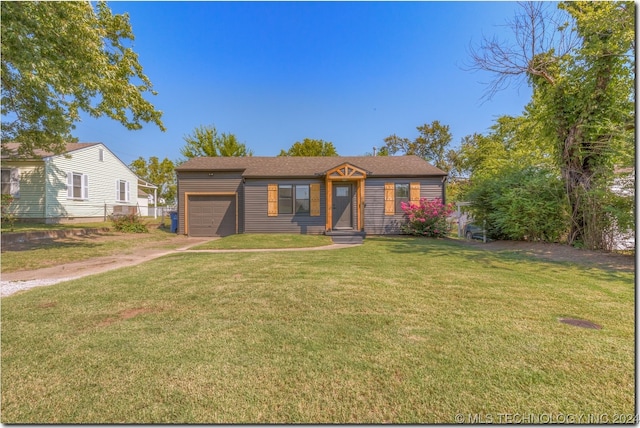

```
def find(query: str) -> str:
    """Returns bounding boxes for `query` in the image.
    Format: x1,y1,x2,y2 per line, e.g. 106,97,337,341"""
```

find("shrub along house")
175,155,447,242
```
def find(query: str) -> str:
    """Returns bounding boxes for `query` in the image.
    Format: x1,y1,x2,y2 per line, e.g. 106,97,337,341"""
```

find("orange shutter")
267,184,278,216
410,182,421,204
310,183,320,216
384,183,395,215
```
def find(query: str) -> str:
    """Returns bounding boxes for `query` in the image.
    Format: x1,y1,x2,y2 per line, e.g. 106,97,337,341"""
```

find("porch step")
325,230,366,245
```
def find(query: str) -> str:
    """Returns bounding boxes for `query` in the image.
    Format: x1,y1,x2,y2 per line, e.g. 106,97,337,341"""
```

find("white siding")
138,191,150,216
47,144,138,219
0,161,46,219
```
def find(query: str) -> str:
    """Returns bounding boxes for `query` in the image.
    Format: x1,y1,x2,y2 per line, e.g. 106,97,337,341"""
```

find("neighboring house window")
99,149,104,162
67,172,89,200
1,168,20,197
277,184,311,215
395,183,409,213
116,179,130,202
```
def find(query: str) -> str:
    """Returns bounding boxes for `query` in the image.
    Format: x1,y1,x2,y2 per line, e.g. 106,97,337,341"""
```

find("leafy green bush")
1,194,17,231
466,167,569,242
109,214,148,233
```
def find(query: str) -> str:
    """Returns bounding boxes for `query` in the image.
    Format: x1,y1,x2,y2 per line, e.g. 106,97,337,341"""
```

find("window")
1,168,18,196
116,179,130,202
295,185,310,214
67,172,88,200
1,169,10,194
277,184,310,215
278,185,293,214
395,183,409,213
98,149,104,162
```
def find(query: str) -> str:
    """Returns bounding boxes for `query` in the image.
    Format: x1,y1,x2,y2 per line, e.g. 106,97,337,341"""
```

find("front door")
332,184,352,229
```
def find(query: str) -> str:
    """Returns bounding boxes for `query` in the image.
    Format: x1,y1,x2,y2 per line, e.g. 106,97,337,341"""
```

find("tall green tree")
278,138,338,156
382,120,453,171
129,156,176,205
467,166,568,242
457,115,554,180
180,125,253,159
468,1,634,249
1,1,165,157
456,114,570,241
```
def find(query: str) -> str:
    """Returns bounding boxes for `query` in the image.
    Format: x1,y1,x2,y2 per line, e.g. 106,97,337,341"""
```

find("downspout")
441,175,448,204
176,171,181,234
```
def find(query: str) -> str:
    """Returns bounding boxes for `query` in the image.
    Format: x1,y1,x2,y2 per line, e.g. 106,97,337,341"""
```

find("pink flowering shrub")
400,198,453,238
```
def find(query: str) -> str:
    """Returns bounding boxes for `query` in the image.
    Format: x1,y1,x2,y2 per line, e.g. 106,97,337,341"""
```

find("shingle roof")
175,155,447,177
1,142,100,159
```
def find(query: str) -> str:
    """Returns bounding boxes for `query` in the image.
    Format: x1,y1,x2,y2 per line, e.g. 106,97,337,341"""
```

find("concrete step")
330,235,364,244
325,230,366,245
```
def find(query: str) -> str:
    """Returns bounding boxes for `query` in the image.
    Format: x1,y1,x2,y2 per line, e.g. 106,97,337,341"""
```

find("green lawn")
1,217,170,232
1,226,178,273
1,237,634,423
1,220,115,232
191,233,333,250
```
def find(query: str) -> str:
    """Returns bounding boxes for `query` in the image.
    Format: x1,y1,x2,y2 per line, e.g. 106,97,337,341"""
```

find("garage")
187,194,236,237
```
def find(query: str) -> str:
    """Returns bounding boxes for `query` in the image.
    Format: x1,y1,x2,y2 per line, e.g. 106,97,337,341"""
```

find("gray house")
175,155,447,238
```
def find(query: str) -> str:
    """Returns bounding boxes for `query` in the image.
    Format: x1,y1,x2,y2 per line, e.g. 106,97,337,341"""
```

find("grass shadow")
369,236,634,282
1,233,115,253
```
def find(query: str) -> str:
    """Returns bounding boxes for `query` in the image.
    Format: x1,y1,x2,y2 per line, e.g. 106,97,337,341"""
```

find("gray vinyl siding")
364,177,444,235
176,171,243,235
244,178,326,234
176,172,445,235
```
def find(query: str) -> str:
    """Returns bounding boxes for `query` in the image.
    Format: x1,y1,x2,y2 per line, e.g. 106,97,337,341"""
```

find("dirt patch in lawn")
558,317,602,329
1,231,215,283
2,229,170,252
97,307,158,328
453,238,634,272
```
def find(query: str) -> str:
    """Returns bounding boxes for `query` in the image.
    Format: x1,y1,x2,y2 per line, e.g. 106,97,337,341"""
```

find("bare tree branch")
463,1,578,100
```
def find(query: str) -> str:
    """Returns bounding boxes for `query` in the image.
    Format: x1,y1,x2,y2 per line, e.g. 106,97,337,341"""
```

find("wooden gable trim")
325,163,367,180
324,163,367,231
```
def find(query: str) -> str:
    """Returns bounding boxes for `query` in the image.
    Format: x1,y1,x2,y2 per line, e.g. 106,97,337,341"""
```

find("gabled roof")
1,142,100,159
175,155,447,177
1,142,150,186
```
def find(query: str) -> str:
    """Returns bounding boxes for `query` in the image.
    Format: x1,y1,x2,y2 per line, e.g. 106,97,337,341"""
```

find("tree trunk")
559,47,615,249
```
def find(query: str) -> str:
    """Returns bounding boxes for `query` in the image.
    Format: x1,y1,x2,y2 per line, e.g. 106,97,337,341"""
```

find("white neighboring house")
137,189,150,217
1,142,142,223
610,167,635,251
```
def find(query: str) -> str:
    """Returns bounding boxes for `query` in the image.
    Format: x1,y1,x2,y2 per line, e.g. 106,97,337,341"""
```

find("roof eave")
175,167,247,172
244,174,321,179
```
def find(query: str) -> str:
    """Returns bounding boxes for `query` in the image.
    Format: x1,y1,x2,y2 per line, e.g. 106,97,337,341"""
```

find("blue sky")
73,1,534,165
